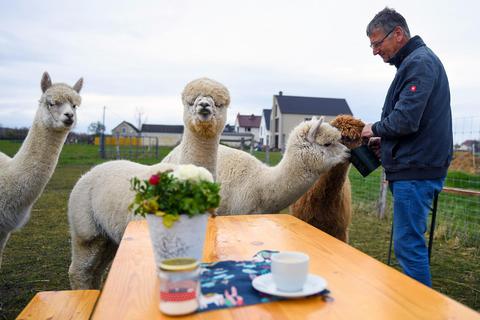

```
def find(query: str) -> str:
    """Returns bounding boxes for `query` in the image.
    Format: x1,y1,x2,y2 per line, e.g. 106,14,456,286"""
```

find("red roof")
237,114,261,128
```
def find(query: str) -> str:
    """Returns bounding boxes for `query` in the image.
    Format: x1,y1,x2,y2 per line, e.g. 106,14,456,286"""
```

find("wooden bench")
16,290,100,320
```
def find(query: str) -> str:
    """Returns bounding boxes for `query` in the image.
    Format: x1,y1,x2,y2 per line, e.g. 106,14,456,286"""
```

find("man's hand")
361,123,374,138
368,137,381,160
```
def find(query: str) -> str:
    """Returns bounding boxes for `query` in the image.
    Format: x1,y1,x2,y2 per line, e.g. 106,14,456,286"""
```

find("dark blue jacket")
372,36,453,181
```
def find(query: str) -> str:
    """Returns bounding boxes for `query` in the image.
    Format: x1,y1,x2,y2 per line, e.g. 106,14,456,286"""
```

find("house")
235,113,262,143
141,124,184,146
457,139,479,152
269,91,352,150
259,109,272,146
111,121,140,137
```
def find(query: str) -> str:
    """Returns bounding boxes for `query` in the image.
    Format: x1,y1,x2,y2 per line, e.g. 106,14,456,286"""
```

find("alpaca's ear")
41,72,52,93
307,117,324,143
73,77,83,93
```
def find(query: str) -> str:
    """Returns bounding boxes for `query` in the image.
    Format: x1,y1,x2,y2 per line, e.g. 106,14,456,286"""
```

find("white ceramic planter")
146,214,208,267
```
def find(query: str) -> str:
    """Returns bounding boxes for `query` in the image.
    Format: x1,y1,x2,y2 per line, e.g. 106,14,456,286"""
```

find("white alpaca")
0,72,83,268
211,117,349,214
161,78,230,178
68,78,230,289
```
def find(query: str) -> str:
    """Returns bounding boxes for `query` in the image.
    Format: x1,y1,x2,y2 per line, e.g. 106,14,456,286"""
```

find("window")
247,128,251,132
304,117,311,121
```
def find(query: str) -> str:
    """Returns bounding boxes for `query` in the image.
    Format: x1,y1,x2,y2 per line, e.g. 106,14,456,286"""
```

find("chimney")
279,91,283,96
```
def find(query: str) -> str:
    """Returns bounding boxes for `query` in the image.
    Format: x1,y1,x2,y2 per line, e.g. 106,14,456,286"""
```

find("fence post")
99,133,106,159
129,136,133,159
265,145,270,164
473,144,476,169
378,169,388,218
240,138,244,151
115,133,121,159
155,137,159,159
250,139,254,154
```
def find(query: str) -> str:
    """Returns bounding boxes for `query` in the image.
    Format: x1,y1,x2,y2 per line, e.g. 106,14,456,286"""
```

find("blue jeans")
390,179,444,287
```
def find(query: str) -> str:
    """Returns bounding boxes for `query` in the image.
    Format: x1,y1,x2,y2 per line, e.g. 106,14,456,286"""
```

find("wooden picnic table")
90,214,479,319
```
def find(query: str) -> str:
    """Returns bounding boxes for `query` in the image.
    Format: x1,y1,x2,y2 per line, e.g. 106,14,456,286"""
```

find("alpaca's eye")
72,105,77,109
48,102,55,107
217,104,223,108
324,143,332,147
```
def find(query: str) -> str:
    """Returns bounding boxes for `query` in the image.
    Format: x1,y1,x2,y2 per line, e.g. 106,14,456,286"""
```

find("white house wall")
142,132,182,146
281,114,335,149
259,117,269,146
112,123,138,136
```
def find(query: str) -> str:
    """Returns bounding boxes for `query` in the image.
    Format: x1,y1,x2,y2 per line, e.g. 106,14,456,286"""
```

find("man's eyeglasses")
370,28,395,49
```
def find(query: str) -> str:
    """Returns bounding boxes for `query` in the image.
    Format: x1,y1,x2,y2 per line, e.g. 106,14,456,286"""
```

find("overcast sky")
0,0,478,136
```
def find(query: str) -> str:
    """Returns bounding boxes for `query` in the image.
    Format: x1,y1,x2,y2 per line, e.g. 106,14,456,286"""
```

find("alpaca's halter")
45,103,59,122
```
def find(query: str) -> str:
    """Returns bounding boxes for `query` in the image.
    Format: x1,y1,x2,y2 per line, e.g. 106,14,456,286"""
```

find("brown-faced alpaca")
290,115,365,242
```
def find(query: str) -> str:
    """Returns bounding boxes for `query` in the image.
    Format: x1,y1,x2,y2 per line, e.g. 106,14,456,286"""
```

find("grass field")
0,141,478,318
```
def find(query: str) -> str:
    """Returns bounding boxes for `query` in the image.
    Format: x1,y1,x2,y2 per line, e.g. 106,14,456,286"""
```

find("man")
361,7,453,287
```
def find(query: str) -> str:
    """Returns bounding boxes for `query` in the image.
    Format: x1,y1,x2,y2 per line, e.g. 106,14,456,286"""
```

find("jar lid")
160,258,199,271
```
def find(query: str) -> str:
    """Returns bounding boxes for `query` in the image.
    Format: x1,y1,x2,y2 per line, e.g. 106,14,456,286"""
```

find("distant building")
111,121,140,137
141,124,184,146
223,124,236,133
457,139,479,152
270,91,352,150
110,121,255,148
259,109,271,146
235,113,262,143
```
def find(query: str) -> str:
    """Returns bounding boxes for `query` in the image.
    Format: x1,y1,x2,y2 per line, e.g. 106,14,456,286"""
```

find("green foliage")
129,171,221,228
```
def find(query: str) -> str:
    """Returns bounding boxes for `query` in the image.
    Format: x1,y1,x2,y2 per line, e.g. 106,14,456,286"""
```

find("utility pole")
102,106,106,130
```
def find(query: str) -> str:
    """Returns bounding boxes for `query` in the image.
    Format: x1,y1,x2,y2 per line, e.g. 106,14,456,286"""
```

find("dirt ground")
449,151,479,174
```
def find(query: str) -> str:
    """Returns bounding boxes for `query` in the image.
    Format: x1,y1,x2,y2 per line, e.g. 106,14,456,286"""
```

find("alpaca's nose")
64,112,74,119
199,102,210,108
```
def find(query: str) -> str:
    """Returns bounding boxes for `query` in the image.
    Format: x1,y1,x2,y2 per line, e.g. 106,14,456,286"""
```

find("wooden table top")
91,214,479,320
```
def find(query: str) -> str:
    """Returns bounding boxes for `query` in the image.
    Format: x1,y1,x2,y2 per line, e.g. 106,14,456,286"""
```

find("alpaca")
290,115,365,242
211,117,349,214
68,78,230,289
161,78,230,178
0,72,83,268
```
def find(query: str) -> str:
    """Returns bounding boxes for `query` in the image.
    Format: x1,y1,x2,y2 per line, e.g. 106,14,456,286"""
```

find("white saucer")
252,273,327,298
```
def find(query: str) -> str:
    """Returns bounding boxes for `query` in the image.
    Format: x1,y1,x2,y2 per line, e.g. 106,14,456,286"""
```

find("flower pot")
146,214,208,268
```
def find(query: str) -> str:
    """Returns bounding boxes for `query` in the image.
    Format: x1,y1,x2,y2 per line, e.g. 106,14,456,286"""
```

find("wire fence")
97,134,160,160
94,117,479,246
350,117,480,248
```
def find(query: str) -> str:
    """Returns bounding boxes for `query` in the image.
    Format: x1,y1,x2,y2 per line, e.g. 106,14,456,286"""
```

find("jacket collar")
388,35,425,68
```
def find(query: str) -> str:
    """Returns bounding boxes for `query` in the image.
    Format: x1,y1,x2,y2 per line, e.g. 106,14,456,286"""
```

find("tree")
88,121,106,135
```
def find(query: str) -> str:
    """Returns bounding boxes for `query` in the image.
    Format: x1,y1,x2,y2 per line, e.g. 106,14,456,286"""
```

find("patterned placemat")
198,250,332,312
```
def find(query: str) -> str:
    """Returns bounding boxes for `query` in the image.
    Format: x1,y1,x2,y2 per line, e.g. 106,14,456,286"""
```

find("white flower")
171,164,214,183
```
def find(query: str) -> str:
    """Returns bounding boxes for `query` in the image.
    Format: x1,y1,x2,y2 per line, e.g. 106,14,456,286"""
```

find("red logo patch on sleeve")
410,85,417,92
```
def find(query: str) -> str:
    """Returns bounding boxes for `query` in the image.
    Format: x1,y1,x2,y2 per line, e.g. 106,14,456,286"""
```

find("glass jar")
158,258,200,316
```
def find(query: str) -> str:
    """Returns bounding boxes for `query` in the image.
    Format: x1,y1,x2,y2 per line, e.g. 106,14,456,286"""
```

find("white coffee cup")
271,251,309,292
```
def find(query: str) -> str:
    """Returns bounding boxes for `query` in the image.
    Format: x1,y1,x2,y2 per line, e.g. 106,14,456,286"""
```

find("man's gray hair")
366,7,411,38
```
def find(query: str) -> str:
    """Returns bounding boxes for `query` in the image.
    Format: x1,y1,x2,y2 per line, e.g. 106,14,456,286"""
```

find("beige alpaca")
210,117,349,214
68,78,229,289
0,72,82,267
290,115,365,242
